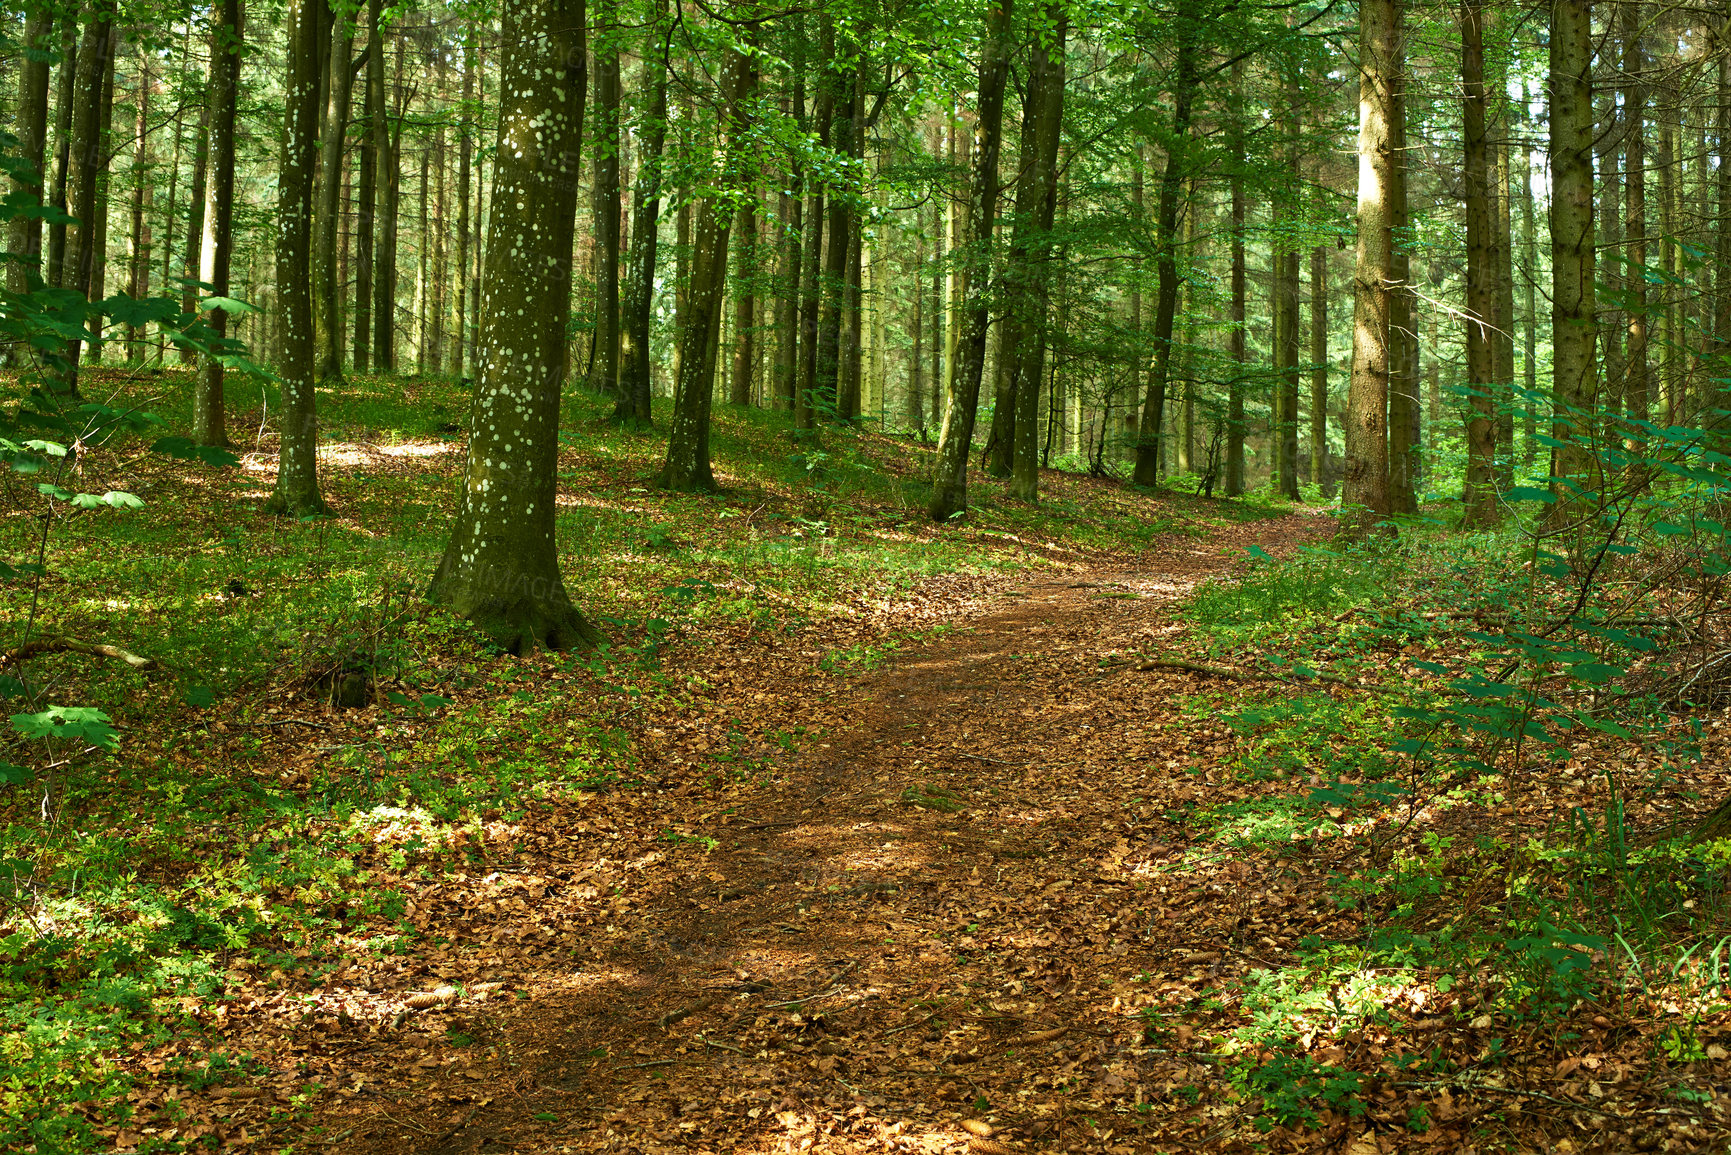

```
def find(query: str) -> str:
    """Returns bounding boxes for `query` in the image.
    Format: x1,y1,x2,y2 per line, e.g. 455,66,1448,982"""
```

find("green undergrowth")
0,366,1277,1150
1167,473,1731,1131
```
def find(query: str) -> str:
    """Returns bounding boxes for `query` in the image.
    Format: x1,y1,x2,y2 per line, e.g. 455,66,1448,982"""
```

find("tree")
5,2,53,299
429,0,598,652
1342,0,1400,532
265,0,332,517
927,0,1015,521
314,0,360,386
1130,7,1201,488
1460,0,1499,527
656,41,752,491
587,0,622,398
62,4,116,396
615,0,669,425
1547,0,1597,520
192,0,242,448
353,0,383,372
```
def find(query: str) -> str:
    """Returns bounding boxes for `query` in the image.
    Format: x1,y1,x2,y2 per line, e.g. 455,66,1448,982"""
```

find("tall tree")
62,4,116,396
124,52,151,363
373,34,403,372
1342,0,1400,531
1460,0,1499,526
429,0,596,651
615,0,668,425
5,2,53,298
1623,1,1648,424
1309,240,1328,491
192,0,241,448
656,42,751,491
266,0,332,516
1273,91,1301,501
1225,61,1247,495
588,0,622,396
453,22,475,378
1007,0,1067,502
1131,8,1200,486
46,16,76,289
314,0,358,385
353,0,383,372
927,0,1015,521
1548,0,1598,517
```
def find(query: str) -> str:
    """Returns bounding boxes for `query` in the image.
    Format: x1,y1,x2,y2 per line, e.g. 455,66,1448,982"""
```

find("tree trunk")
616,0,667,425
730,190,758,405
1461,0,1499,527
1342,0,1400,532
88,30,115,365
1520,80,1538,465
588,0,621,396
46,16,76,290
414,141,430,372
428,51,447,376
1226,61,1246,495
352,0,381,372
816,56,855,420
1274,98,1301,501
177,99,208,365
1624,3,1648,424
1386,48,1416,517
125,52,150,364
1007,0,1066,502
927,0,1014,521
192,0,240,447
1130,10,1198,488
1547,0,1598,520
62,6,115,396
1310,242,1328,492
6,2,52,307
655,44,750,491
373,33,403,372
987,67,1045,477
429,0,597,652
453,21,474,378
313,2,356,386
795,23,832,431
265,0,332,517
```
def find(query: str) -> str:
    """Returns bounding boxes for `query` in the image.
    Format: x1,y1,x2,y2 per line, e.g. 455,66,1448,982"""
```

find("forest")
3,0,1731,1149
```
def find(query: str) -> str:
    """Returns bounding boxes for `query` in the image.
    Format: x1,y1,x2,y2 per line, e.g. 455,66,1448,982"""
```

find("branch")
1,637,158,671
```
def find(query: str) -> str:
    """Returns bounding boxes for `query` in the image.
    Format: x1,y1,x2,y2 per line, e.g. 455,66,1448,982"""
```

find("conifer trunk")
1461,0,1499,526
616,0,667,425
63,6,115,396
353,0,382,372
46,16,76,290
1343,0,1399,531
5,3,52,299
314,5,356,385
1547,0,1598,519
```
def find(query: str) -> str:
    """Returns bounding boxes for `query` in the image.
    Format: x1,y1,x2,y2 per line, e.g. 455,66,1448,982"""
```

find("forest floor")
4,370,1731,1154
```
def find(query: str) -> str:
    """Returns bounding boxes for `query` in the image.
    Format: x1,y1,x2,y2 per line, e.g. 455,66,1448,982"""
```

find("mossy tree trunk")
428,0,599,654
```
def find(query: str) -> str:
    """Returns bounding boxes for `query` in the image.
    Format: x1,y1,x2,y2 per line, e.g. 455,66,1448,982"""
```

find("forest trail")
308,512,1353,1155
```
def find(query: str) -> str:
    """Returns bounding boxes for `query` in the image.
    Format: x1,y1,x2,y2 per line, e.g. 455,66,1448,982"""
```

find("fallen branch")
2,636,157,671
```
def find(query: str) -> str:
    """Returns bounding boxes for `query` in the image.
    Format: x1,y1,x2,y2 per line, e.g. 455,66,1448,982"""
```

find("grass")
0,363,1277,1152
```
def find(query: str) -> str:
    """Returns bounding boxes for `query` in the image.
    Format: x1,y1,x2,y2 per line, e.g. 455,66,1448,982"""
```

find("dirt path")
308,513,1337,1155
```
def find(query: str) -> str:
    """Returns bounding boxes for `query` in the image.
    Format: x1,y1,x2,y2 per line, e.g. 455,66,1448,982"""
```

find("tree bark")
125,51,151,364
453,20,474,378
1007,0,1066,503
352,0,381,372
772,71,803,413
5,2,53,300
1130,9,1199,488
1226,61,1246,496
46,16,76,290
730,189,758,406
62,6,115,396
176,98,208,366
1274,98,1301,501
264,0,332,517
192,0,241,448
794,21,831,431
1342,0,1400,532
588,0,622,396
927,0,1014,521
816,55,855,420
986,67,1045,478
656,45,750,492
1623,3,1648,424
1547,0,1598,522
1461,0,1499,526
373,33,403,372
616,0,668,425
1386,47,1416,517
313,0,356,385
1309,242,1328,492
429,0,598,653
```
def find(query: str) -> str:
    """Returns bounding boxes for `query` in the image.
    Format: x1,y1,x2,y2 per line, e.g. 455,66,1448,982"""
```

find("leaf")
183,685,215,709
1506,486,1557,504
11,705,119,751
0,762,29,786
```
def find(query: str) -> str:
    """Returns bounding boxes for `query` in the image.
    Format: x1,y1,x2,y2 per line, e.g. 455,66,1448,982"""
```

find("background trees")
7,0,1731,610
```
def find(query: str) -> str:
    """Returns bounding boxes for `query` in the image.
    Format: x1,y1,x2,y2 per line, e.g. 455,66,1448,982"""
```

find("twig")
615,1059,692,1070
1132,656,1367,689
743,819,799,830
698,1036,745,1053
241,718,333,730
767,985,844,1008
655,996,718,1029
956,753,1028,766
883,1010,944,1037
